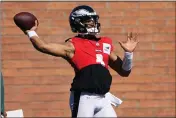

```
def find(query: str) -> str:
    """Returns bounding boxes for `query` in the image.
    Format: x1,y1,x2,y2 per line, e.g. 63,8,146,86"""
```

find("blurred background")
0,1,175,117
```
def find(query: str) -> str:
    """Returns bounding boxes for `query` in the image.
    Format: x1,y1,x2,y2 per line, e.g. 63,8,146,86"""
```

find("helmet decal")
72,9,97,17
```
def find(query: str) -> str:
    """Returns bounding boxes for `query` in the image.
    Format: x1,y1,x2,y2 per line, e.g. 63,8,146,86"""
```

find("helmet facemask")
82,16,100,35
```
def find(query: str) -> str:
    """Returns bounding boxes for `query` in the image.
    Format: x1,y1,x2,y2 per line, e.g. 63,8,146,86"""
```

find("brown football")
13,12,38,31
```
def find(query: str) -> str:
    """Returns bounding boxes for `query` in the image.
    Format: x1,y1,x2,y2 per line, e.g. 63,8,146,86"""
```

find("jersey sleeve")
65,37,76,49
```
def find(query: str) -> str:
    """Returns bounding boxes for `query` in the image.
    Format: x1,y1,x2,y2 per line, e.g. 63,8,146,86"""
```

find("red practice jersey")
69,36,114,94
71,36,114,70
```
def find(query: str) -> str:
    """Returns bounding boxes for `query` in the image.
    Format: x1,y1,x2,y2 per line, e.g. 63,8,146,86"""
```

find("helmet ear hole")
74,18,85,27
74,18,80,24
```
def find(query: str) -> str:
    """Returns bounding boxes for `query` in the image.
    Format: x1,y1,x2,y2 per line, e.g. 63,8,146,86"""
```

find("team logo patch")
103,43,111,55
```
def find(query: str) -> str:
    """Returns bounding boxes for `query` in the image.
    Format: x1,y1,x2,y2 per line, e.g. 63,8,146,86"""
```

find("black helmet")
69,5,100,35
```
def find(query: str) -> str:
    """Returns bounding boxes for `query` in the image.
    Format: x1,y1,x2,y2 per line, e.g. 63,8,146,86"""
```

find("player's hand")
25,20,38,33
119,32,139,52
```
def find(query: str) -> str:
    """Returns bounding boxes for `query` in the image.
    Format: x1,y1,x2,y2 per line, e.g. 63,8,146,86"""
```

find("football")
13,12,38,31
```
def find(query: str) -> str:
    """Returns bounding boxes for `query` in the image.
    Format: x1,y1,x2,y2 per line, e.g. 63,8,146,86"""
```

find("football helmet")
69,5,100,35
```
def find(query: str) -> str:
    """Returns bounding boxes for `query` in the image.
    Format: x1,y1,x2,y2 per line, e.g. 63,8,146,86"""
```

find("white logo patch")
103,43,111,55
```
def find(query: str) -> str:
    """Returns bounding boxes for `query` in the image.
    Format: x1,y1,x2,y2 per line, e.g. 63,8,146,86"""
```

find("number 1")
96,54,105,66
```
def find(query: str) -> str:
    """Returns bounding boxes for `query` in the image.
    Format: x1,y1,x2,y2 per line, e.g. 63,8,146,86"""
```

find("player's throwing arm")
13,12,75,59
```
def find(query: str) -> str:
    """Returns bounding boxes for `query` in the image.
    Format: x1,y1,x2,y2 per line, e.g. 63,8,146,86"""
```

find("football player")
24,5,138,117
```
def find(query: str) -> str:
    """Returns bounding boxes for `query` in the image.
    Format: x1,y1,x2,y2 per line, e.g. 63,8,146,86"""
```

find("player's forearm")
30,36,47,51
122,52,133,71
27,31,47,53
114,53,132,77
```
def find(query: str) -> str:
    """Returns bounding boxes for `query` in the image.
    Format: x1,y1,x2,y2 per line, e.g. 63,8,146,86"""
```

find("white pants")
69,91,122,117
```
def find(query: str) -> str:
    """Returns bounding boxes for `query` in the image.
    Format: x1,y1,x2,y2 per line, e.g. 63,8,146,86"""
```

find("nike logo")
95,50,102,52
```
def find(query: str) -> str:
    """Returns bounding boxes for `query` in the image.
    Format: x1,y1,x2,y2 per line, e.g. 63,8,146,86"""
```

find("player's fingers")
118,41,122,46
127,32,132,41
118,41,125,47
35,20,38,27
127,32,130,41
133,33,138,42
130,32,133,38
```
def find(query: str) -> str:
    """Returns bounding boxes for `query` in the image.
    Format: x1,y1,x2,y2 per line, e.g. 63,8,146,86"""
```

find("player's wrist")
26,30,39,38
124,52,133,59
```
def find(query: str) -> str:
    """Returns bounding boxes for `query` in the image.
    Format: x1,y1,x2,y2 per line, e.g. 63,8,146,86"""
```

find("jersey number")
96,54,105,66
